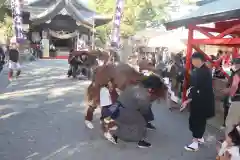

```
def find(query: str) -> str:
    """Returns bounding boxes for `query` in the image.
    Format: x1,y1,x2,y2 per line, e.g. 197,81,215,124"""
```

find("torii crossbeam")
164,0,240,102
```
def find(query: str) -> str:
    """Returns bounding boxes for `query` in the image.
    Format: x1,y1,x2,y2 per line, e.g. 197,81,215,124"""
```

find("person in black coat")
181,52,215,151
0,47,5,72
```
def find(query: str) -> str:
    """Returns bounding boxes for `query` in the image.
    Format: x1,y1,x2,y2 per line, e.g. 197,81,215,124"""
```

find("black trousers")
142,107,154,123
0,62,3,72
222,96,230,126
67,64,78,77
223,106,230,126
189,115,206,139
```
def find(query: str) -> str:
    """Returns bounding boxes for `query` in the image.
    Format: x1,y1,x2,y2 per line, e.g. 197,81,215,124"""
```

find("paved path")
0,60,221,160
0,66,10,93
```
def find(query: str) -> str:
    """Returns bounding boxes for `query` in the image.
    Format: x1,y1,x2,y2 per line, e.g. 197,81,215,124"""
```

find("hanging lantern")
11,0,25,43
110,0,124,51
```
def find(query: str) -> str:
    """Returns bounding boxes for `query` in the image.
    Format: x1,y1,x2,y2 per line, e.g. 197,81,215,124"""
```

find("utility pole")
11,0,25,43
92,17,95,50
110,0,124,62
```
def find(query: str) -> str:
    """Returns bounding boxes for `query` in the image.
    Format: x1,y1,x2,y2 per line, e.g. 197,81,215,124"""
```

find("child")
217,124,240,160
8,44,21,80
100,79,119,143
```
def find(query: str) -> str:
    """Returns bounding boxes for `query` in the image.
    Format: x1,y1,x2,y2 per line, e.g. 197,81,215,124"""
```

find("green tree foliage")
91,0,144,41
136,0,170,29
2,14,14,40
182,0,198,5
0,3,10,22
90,0,170,42
0,0,6,7
0,5,14,43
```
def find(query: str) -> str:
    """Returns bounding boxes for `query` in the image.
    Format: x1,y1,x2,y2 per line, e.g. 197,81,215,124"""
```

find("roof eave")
196,0,219,6
164,9,240,30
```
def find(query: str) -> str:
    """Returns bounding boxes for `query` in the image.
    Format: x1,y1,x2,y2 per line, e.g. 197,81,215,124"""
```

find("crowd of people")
67,49,89,78
217,56,240,160
82,49,240,159
1,41,239,158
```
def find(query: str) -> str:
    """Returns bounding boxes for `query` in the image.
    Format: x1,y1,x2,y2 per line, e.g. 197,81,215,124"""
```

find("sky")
78,0,91,7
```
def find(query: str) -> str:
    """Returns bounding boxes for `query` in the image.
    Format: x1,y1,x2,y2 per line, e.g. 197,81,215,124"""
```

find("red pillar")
182,26,194,102
232,48,239,58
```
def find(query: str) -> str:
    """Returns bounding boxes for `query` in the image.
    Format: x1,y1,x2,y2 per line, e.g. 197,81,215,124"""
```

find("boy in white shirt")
99,80,119,143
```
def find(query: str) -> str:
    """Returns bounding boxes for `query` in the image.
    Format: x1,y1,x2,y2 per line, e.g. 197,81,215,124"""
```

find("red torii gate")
164,0,240,102
183,20,240,101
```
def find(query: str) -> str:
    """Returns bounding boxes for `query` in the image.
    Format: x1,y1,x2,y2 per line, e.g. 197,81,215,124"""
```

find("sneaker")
184,141,199,152
138,140,152,148
146,123,156,130
218,141,228,156
104,132,118,144
198,138,205,144
85,120,94,129
220,125,226,130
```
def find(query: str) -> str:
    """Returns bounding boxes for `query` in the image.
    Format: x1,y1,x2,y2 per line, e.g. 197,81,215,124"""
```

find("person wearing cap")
181,52,215,151
100,75,166,148
222,57,240,135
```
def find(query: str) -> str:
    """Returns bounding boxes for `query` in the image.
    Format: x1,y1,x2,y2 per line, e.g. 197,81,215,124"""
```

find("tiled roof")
5,0,111,27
